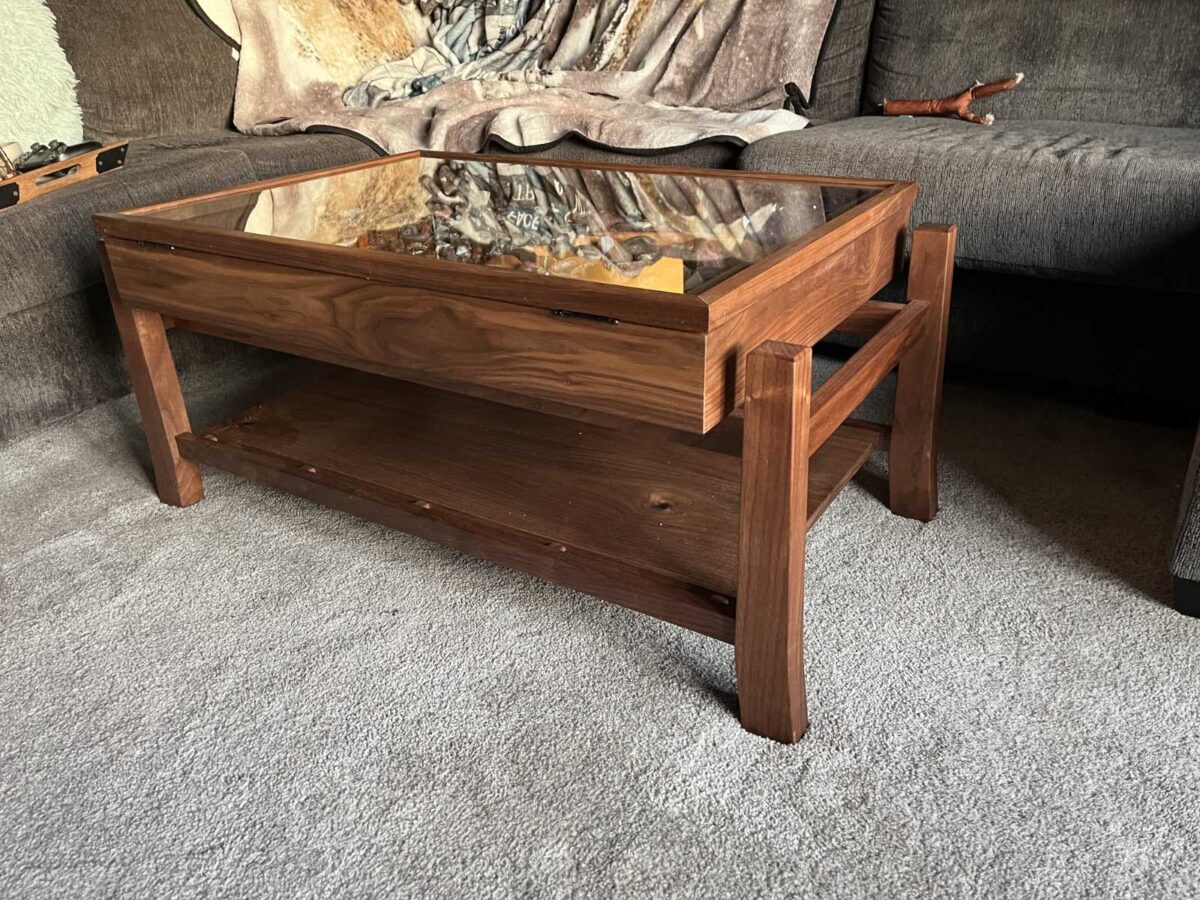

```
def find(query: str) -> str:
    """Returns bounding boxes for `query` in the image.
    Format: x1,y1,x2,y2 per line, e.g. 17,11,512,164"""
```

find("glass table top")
143,155,879,295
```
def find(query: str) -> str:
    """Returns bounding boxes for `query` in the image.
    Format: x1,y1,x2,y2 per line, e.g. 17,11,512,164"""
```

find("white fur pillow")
0,0,84,152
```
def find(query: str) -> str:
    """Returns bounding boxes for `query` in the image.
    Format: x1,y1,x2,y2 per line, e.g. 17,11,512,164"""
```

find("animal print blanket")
192,0,835,154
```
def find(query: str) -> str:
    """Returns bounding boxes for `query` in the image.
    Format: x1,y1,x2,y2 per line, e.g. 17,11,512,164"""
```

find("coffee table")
94,150,954,743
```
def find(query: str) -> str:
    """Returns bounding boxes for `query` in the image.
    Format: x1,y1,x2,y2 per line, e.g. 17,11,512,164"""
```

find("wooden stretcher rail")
834,301,909,337
809,300,929,453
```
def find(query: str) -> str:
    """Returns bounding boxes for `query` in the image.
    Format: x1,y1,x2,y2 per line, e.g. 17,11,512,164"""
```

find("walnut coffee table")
95,151,954,743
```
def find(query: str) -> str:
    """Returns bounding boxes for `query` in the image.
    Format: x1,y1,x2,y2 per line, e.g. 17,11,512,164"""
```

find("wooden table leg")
99,242,204,507
890,224,956,522
736,342,811,743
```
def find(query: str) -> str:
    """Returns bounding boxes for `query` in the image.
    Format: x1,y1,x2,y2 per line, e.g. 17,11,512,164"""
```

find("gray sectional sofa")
3,0,1197,608
757,0,1200,411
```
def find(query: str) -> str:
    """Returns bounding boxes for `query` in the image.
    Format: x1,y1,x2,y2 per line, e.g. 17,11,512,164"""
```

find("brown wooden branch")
882,73,1025,125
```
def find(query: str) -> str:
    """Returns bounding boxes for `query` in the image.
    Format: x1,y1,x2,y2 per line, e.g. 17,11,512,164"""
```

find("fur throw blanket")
193,0,835,154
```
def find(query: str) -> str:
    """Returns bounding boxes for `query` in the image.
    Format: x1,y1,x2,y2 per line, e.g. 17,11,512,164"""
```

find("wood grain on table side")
698,182,916,328
94,215,711,333
164,301,908,447
701,206,910,430
101,237,710,431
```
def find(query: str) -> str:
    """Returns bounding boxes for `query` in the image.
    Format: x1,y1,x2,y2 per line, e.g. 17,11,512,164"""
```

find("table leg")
736,342,811,743
99,242,203,507
890,224,956,522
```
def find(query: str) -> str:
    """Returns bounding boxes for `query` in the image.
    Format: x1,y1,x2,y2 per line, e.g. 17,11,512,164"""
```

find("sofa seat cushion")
739,117,1200,290
0,131,378,320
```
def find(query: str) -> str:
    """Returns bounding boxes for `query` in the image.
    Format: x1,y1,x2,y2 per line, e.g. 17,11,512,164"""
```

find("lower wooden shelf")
178,369,882,643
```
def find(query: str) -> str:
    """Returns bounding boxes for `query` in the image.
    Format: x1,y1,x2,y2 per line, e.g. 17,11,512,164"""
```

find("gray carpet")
2,357,1198,899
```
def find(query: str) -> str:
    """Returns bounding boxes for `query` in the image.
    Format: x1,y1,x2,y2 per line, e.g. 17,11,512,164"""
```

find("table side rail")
101,236,710,432
701,205,909,430
809,301,929,453
94,214,711,333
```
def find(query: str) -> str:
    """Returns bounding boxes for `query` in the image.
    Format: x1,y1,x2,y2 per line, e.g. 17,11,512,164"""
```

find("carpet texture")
1,357,1198,898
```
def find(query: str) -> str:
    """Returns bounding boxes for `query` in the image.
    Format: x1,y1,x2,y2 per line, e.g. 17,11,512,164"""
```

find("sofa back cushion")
806,0,875,122
863,0,1200,128
46,0,237,142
